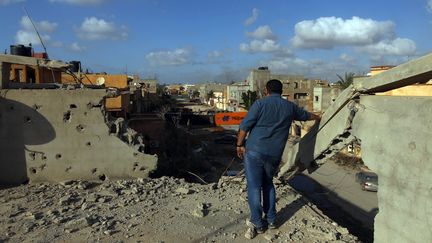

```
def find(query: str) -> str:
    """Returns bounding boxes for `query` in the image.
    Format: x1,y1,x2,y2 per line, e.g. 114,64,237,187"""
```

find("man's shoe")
245,219,265,238
244,227,257,239
268,222,277,229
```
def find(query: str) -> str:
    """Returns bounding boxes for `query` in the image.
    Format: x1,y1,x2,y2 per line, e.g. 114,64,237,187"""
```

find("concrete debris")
0,176,359,242
175,187,194,195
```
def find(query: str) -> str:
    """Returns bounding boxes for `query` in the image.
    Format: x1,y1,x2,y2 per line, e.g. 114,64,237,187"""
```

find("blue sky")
1,0,431,83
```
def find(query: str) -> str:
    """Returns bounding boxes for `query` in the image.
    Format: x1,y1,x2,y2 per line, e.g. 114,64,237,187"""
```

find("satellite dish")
96,77,105,86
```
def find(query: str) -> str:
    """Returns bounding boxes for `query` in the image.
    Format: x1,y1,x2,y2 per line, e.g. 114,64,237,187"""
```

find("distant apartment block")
313,85,342,112
244,67,329,111
226,80,250,111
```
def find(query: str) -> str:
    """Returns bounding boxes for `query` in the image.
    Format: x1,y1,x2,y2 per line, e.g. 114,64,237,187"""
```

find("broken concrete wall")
278,53,432,243
352,95,432,243
0,89,157,185
278,87,357,177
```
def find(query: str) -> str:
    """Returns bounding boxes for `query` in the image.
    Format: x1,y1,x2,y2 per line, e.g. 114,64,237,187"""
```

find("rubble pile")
0,176,359,242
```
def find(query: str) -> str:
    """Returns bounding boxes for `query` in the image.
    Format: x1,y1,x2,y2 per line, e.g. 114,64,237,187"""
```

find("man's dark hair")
266,79,283,94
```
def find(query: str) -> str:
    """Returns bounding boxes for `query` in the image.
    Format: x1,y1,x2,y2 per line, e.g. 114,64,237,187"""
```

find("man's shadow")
276,195,307,226
0,97,55,186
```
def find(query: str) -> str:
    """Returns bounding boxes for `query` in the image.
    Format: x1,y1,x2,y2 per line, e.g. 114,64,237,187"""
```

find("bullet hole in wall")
99,174,106,181
55,154,62,159
76,124,85,132
91,168,97,174
32,104,41,110
86,141,92,147
29,152,36,160
29,167,37,174
39,164,46,171
63,111,72,123
87,102,101,109
69,104,77,109
24,116,32,124
41,155,47,161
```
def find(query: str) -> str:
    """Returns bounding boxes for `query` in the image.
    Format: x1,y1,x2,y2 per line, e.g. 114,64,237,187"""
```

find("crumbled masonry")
0,176,359,242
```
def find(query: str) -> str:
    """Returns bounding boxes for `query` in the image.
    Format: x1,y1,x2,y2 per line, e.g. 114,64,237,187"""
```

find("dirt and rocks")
0,176,360,243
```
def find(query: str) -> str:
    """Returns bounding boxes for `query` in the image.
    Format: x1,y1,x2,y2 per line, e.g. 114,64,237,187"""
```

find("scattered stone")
24,211,39,220
191,208,205,218
264,233,276,242
0,176,359,242
338,227,349,235
59,180,75,187
59,195,72,206
86,193,99,202
175,187,193,195
65,217,91,231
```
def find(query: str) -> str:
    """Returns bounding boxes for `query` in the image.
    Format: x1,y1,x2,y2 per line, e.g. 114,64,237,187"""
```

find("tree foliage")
336,72,355,89
206,90,215,100
241,90,258,110
192,90,200,98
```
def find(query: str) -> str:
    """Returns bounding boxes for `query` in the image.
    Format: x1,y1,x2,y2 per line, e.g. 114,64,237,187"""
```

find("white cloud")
49,0,106,5
291,16,395,49
145,48,192,66
246,25,276,40
69,42,86,52
0,0,24,5
240,39,293,57
20,16,58,33
15,16,58,46
50,41,63,48
339,53,354,63
15,30,50,45
267,56,366,81
240,39,281,53
208,50,222,58
267,57,310,73
76,17,128,40
360,38,417,58
244,8,259,26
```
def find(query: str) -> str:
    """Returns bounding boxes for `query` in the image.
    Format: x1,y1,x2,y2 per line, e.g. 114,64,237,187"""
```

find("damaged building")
278,53,432,243
0,53,158,185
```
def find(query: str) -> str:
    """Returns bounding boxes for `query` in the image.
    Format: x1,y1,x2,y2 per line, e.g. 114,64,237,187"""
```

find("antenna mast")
23,7,49,58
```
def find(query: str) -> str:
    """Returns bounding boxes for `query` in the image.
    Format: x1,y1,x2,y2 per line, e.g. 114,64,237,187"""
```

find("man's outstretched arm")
236,129,247,159
308,112,321,121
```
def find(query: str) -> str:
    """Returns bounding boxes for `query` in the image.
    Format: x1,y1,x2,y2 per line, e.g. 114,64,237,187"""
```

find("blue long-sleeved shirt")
239,93,310,158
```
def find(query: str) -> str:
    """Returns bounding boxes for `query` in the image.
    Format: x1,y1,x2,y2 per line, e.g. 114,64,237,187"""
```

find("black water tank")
69,61,81,72
10,45,32,57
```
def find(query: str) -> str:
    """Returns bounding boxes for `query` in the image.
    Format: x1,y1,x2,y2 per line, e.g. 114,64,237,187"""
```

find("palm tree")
241,90,258,110
206,90,215,101
336,72,355,89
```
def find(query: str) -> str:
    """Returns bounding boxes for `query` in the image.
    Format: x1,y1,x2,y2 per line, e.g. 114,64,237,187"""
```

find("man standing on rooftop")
236,79,320,239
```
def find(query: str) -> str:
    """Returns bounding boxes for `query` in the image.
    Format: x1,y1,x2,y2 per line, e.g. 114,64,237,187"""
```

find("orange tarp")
214,112,247,126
